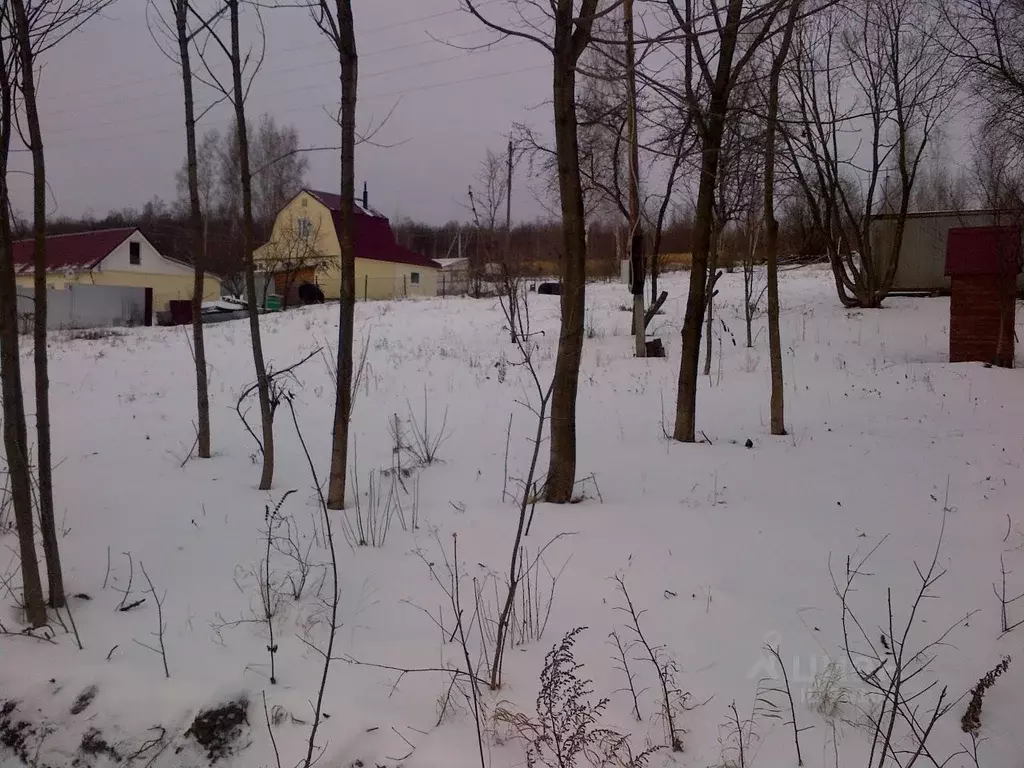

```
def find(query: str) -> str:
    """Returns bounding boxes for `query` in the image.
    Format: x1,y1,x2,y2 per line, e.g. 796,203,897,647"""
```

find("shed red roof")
12,228,136,274
304,189,439,270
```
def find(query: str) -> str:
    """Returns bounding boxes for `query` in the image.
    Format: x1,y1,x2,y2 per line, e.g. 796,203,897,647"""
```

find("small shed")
869,210,1024,293
434,257,470,296
945,226,1021,367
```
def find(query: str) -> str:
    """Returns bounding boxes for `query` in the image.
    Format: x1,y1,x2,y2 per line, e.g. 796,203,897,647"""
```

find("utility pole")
624,0,645,357
505,137,513,265
505,136,518,342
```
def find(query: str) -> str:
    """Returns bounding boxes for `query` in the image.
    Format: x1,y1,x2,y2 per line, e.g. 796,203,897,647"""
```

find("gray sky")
9,0,551,225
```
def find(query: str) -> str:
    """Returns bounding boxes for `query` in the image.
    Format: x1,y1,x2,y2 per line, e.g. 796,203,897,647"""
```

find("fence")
439,270,470,296
16,284,149,331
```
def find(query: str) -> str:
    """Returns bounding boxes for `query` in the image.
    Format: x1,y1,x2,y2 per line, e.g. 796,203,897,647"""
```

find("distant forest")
19,114,831,286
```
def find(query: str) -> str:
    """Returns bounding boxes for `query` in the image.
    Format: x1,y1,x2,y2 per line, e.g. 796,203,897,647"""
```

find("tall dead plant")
284,397,342,768
235,347,320,465
613,575,691,752
831,514,972,768
499,627,660,768
484,267,560,690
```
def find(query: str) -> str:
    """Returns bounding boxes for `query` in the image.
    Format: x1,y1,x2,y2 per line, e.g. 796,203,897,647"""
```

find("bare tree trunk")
744,246,754,348
674,135,721,441
171,0,211,459
0,30,45,629
11,0,63,607
546,46,588,503
506,139,518,342
764,1,800,436
651,133,687,308
624,0,645,358
672,0,746,443
703,227,719,377
326,0,357,510
228,0,274,490
462,0,601,503
650,243,659,305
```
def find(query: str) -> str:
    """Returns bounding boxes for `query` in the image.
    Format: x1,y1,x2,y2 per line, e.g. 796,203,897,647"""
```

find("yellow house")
13,228,221,321
255,189,440,302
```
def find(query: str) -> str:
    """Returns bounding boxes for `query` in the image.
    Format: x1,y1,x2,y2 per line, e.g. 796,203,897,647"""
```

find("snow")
2,265,1023,767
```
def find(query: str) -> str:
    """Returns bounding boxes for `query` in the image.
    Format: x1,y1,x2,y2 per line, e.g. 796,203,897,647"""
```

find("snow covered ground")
2,266,1022,767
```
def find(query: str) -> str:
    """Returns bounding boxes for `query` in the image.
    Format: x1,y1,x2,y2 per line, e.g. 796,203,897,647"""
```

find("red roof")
945,226,1022,277
331,211,440,269
12,228,136,274
306,189,385,219
305,189,439,270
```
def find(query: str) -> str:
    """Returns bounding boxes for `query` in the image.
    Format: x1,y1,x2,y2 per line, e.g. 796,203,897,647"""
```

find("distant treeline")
25,191,828,284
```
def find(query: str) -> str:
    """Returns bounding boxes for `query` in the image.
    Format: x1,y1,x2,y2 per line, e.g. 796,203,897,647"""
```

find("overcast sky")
8,0,552,226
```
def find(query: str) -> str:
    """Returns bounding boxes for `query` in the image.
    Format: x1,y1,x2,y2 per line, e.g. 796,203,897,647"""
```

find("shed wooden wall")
948,275,1015,366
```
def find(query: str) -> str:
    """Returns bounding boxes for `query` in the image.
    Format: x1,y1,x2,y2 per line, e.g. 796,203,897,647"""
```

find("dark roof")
869,209,1021,222
330,210,441,269
303,188,439,269
12,228,136,274
305,189,386,219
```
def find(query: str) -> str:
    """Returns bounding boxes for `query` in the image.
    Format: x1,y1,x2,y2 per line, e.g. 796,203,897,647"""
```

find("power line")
33,40,531,141
13,63,547,153
41,23,524,121
36,0,504,105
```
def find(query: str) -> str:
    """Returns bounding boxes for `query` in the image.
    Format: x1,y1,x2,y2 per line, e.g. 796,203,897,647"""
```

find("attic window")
129,241,141,265
296,217,313,239
410,271,420,285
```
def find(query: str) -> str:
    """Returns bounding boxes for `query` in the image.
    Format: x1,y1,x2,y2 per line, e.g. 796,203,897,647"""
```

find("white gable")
97,231,196,277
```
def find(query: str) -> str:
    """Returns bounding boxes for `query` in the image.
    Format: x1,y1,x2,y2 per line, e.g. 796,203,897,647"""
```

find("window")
129,241,141,265
296,217,313,239
410,272,420,285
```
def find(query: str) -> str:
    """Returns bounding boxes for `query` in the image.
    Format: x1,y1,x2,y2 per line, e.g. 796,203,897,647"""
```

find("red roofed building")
13,227,222,314
254,188,440,302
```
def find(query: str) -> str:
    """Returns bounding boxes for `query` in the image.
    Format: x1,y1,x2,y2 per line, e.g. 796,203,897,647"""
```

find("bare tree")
703,94,762,378
175,129,220,219
149,0,213,459
970,126,1024,212
213,115,309,232
473,148,509,231
258,219,328,308
191,0,275,489
171,119,306,295
763,0,802,436
909,146,971,212
305,0,357,511
8,0,113,607
467,147,510,295
947,0,1024,157
649,128,689,306
574,5,688,333
463,0,613,502
251,115,309,229
785,0,956,308
665,0,794,442
740,200,766,350
0,10,45,628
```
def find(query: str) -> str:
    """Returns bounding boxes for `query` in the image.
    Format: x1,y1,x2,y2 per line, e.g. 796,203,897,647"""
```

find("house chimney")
362,182,368,210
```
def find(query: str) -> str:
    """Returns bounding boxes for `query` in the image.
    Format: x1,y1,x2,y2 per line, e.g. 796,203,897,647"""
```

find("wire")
41,23,525,122
16,62,547,152
37,0,504,105
34,39,531,142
